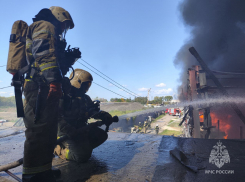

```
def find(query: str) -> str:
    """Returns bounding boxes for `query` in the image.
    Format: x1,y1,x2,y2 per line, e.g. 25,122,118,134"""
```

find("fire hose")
0,115,119,181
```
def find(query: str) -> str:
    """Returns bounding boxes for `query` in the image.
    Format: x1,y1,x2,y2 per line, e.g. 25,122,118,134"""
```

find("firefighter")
131,127,135,133
54,69,113,163
138,122,142,127
155,124,159,135
135,125,140,133
143,121,148,133
131,126,137,133
22,6,74,182
136,122,141,133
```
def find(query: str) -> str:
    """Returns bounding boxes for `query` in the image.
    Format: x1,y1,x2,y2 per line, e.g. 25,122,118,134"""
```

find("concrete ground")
0,122,24,139
1,127,245,182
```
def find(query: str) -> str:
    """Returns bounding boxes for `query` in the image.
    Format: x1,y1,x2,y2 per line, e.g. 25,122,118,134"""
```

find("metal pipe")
4,170,22,182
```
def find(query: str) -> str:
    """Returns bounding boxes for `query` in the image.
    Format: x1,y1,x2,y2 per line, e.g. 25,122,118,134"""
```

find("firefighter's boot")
22,169,56,182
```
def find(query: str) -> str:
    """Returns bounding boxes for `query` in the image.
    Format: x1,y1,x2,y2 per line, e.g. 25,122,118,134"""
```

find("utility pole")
147,88,151,105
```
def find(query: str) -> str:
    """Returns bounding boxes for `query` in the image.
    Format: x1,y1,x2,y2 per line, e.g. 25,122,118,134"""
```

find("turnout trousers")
23,81,59,174
54,127,108,163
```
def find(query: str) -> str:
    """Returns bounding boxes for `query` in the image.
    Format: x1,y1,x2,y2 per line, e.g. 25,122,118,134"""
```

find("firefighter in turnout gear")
155,124,159,135
138,122,143,132
22,6,74,182
54,69,112,163
143,121,148,133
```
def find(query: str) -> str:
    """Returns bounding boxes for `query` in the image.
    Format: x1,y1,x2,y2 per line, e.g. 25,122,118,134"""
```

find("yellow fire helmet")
70,69,93,89
49,6,74,29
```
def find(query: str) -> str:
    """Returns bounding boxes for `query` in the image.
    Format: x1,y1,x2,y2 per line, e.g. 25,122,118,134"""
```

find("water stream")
162,96,245,109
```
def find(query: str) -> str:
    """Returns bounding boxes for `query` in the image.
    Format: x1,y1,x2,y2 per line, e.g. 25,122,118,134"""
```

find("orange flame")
199,111,204,122
210,112,231,139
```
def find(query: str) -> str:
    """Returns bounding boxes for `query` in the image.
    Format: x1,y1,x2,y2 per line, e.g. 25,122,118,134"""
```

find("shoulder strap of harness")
12,64,31,117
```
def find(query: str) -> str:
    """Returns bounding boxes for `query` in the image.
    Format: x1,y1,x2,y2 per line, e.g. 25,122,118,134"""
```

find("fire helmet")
49,6,74,29
70,69,93,89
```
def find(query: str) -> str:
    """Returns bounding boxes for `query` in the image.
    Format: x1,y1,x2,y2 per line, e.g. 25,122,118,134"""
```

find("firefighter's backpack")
7,20,29,118
7,20,28,74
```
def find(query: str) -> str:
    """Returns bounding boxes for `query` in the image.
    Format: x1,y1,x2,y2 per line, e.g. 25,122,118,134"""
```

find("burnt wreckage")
180,47,245,139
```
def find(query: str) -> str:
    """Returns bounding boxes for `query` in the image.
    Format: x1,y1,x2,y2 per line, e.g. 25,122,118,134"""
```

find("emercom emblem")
209,141,230,168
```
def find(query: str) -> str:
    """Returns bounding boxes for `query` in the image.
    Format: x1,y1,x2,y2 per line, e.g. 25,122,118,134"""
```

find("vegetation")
148,96,164,104
159,129,182,136
109,109,143,116
110,98,132,102
0,95,174,106
110,95,173,105
134,97,147,104
94,97,108,102
0,96,15,107
168,120,175,125
164,96,173,102
168,120,181,128
152,113,165,123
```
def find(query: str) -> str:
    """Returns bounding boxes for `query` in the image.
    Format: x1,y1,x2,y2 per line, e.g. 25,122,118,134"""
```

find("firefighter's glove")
48,82,63,99
101,112,113,126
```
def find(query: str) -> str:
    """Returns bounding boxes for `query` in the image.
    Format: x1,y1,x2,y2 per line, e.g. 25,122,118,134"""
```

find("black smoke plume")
175,0,245,139
175,0,245,94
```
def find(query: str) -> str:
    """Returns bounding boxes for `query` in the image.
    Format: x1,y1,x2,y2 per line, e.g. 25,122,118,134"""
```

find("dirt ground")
146,114,183,135
0,107,17,122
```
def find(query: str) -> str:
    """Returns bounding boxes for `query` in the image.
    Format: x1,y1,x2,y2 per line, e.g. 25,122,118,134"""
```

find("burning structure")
175,0,245,140
180,49,245,139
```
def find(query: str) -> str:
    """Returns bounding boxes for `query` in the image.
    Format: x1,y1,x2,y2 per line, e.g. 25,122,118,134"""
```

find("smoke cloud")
175,0,245,138
175,0,245,93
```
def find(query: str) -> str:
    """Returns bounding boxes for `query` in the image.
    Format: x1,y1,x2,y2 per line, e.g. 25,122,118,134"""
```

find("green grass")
168,120,175,125
159,129,182,136
168,120,181,128
152,114,165,123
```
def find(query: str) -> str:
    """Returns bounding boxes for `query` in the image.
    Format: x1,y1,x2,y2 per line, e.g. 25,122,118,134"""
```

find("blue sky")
0,0,189,101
